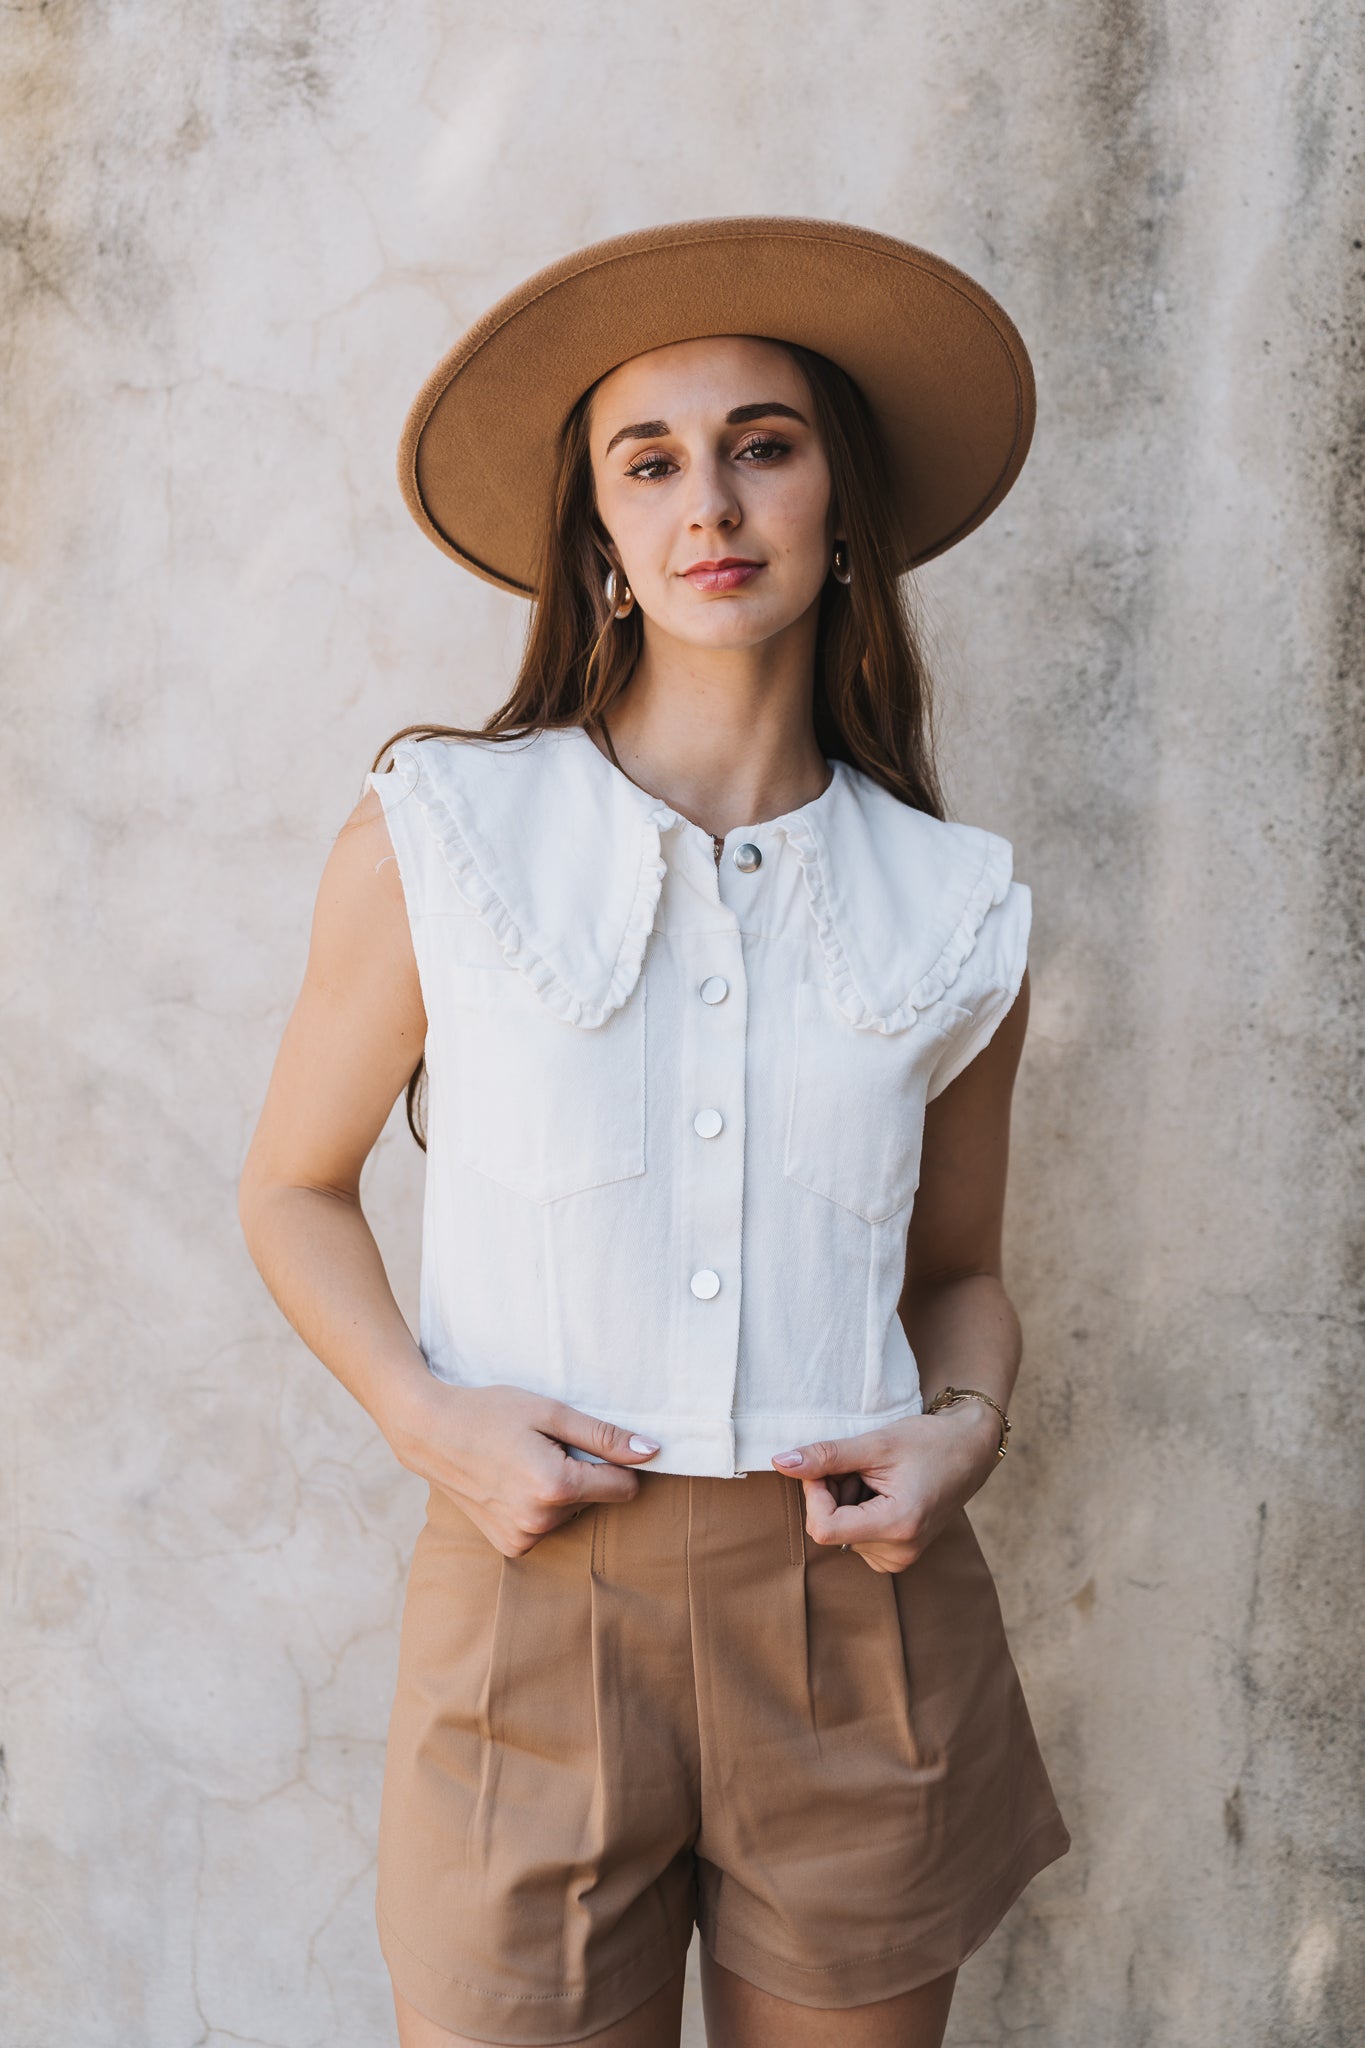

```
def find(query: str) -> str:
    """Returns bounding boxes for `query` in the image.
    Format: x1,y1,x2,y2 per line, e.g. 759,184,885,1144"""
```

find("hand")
771,1401,1002,1572
385,1380,660,1559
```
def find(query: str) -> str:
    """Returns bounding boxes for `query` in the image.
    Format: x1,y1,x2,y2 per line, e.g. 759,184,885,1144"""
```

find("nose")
682,451,742,535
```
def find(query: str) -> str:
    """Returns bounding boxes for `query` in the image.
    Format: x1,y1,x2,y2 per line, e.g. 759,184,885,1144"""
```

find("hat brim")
398,215,1036,597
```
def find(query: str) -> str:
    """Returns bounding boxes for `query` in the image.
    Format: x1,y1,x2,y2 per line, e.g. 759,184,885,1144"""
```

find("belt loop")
589,1502,608,1579
783,1476,804,1568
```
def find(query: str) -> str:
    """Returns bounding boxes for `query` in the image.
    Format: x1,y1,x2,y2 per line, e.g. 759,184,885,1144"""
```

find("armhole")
925,880,1032,1102
365,752,441,1006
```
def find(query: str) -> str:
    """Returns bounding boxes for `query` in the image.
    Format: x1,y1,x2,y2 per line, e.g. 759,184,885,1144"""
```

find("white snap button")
699,975,729,1004
693,1108,724,1139
733,842,762,872
690,1268,721,1299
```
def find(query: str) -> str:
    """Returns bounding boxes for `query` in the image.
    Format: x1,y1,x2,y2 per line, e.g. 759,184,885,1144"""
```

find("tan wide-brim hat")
397,215,1036,598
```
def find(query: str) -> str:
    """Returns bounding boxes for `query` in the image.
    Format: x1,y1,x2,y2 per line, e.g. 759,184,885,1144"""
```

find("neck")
590,615,831,838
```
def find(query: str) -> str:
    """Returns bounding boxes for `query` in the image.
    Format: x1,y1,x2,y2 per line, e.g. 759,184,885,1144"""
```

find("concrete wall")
2,4,1360,2043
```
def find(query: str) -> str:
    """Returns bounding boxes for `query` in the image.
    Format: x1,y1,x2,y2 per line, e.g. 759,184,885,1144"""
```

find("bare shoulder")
318,784,402,904
326,784,400,877
305,784,416,994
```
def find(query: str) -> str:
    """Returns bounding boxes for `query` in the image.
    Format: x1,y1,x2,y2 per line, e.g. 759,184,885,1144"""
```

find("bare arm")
237,787,659,1556
237,790,432,1431
770,967,1031,1567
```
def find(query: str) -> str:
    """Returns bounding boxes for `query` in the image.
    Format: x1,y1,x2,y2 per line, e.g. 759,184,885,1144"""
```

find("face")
587,335,840,652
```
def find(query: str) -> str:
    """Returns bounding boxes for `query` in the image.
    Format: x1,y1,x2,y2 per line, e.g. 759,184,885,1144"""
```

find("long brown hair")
371,339,947,1146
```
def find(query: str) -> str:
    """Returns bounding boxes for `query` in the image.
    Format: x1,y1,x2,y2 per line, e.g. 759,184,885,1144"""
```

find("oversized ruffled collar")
382,723,1013,1034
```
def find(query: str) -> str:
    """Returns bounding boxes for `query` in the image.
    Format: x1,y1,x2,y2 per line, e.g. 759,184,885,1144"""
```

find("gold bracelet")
925,1385,1012,1460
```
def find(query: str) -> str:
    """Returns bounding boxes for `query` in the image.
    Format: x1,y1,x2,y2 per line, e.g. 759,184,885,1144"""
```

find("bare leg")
698,1949,958,2048
393,1960,688,2048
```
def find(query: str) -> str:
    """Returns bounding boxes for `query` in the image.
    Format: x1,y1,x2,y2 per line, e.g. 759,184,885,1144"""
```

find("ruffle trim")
389,739,669,1029
785,813,1014,1034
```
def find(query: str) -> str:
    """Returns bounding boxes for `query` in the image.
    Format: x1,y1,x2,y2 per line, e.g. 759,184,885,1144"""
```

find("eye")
735,434,790,463
623,450,676,482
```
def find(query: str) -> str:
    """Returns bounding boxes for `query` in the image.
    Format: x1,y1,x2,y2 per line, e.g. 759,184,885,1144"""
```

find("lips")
683,557,764,593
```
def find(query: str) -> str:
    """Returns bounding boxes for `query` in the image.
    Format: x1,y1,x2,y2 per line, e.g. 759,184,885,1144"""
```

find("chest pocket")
784,982,970,1223
445,964,647,1204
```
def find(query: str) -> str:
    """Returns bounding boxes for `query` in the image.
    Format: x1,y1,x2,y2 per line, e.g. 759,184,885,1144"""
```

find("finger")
805,1488,905,1546
541,1403,661,1466
798,1475,853,1517
857,1544,919,1575
772,1434,878,1478
553,1456,646,1505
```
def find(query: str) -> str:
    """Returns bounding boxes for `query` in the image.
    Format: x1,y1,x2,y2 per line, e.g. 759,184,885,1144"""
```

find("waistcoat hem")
732,1397,926,1472
438,1391,928,1480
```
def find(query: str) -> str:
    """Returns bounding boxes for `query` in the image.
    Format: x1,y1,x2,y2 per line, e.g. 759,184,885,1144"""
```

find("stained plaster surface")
1,4,1362,2044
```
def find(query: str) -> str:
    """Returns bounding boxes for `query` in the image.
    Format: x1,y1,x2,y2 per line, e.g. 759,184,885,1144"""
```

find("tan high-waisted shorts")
377,1471,1071,2044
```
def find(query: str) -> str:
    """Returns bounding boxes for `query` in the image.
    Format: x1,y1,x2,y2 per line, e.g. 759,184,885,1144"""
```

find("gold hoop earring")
831,542,852,586
604,566,635,618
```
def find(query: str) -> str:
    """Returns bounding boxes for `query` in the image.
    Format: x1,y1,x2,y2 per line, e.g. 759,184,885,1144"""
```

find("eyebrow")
603,401,808,457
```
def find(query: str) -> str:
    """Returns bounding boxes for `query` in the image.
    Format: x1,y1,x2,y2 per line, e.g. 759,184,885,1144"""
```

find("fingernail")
772,1450,803,1469
628,1435,660,1454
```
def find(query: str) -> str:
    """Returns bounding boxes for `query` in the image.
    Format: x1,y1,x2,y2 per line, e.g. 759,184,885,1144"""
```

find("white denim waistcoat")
368,723,1030,1478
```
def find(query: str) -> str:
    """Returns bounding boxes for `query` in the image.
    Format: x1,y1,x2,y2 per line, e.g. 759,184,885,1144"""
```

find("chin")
666,605,797,652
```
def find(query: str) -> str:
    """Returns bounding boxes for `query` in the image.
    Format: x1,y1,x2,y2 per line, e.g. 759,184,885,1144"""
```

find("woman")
239,217,1071,2048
